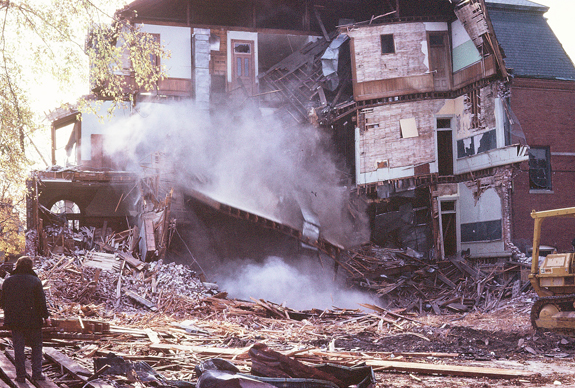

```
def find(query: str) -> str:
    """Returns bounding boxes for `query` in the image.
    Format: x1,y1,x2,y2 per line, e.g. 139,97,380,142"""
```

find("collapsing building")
29,0,534,266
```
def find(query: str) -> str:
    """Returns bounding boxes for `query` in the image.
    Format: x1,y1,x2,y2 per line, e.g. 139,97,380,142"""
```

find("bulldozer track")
531,294,575,336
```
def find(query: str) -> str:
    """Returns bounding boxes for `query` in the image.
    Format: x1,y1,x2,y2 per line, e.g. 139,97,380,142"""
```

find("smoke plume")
102,100,372,309
104,100,369,248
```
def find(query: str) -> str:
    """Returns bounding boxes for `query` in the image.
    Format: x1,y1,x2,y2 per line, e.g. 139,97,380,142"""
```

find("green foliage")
84,19,170,116
0,0,169,254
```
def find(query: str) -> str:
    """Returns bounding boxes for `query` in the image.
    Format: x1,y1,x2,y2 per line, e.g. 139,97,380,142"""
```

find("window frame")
528,146,552,191
380,34,395,55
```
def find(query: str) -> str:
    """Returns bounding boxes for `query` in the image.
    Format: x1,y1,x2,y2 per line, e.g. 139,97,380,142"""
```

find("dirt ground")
332,293,575,388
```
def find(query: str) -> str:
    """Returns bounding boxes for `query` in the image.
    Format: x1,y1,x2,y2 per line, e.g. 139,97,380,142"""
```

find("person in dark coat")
0,256,51,382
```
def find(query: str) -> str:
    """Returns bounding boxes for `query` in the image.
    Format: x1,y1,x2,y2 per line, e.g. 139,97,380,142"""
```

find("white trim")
424,22,448,32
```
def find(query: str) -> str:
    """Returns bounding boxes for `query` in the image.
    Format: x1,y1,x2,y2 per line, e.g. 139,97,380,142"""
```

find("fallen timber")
185,188,344,259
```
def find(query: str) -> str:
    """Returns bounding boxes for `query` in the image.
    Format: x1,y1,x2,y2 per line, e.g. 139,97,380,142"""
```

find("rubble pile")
344,245,529,315
37,255,212,318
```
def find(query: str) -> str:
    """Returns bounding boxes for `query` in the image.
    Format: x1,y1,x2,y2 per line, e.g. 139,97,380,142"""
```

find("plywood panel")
453,56,496,89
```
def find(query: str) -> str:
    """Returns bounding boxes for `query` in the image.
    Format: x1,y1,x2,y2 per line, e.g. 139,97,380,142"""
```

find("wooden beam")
150,344,250,358
5,351,59,388
42,348,91,382
366,359,534,379
312,6,330,42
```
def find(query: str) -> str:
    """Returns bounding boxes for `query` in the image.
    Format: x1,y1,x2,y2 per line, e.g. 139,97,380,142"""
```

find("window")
380,34,395,54
529,146,552,190
149,34,161,69
51,200,81,230
234,43,251,53
429,34,444,47
437,118,451,129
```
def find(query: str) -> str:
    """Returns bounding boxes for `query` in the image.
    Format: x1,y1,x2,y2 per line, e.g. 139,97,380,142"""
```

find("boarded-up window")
529,146,552,190
380,34,395,54
400,118,418,138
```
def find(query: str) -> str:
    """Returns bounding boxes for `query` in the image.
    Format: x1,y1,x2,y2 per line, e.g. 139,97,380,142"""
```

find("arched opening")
50,200,81,230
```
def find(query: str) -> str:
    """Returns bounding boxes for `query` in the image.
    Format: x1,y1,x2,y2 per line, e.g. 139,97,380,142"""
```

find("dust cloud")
102,100,372,310
214,255,377,311
103,100,369,248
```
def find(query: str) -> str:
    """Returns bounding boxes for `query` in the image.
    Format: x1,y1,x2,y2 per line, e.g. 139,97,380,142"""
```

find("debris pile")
38,254,212,317
344,245,529,315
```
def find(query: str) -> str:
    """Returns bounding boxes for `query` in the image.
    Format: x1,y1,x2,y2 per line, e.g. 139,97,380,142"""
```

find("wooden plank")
5,351,58,388
0,352,25,387
144,328,161,344
42,348,91,381
83,252,120,272
115,251,145,271
366,359,534,379
125,291,157,311
354,74,434,101
150,344,250,358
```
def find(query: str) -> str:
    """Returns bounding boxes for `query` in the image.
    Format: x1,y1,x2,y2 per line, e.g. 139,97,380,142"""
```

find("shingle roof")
486,2,575,80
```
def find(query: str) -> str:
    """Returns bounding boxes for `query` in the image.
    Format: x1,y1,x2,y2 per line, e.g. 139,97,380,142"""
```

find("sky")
534,0,575,63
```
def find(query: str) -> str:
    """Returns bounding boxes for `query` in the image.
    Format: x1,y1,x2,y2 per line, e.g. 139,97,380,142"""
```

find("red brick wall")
510,78,575,253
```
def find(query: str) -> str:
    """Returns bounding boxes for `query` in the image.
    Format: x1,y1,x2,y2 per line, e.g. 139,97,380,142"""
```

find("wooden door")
428,32,451,91
231,40,256,97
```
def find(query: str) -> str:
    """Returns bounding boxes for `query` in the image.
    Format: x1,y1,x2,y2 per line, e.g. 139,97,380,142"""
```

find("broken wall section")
345,22,434,101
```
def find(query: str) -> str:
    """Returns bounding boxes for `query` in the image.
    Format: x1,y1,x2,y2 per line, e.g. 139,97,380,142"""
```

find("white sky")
535,0,575,62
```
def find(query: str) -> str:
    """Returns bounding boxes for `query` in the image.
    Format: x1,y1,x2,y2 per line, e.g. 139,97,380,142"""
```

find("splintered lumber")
150,344,250,358
144,328,161,344
83,252,120,272
365,359,535,379
303,349,459,359
358,303,421,324
115,250,146,271
0,352,24,388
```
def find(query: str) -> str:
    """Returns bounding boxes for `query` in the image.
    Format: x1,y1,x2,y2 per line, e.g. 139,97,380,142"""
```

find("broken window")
51,200,81,230
429,34,445,47
461,219,502,242
234,43,251,53
529,146,552,191
437,118,454,176
380,34,395,54
437,118,451,129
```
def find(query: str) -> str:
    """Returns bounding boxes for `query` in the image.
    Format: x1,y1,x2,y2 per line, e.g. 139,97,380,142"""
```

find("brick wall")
510,78,575,252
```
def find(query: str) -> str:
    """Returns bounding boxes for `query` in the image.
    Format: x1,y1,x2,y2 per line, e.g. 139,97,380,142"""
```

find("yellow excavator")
529,207,575,333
